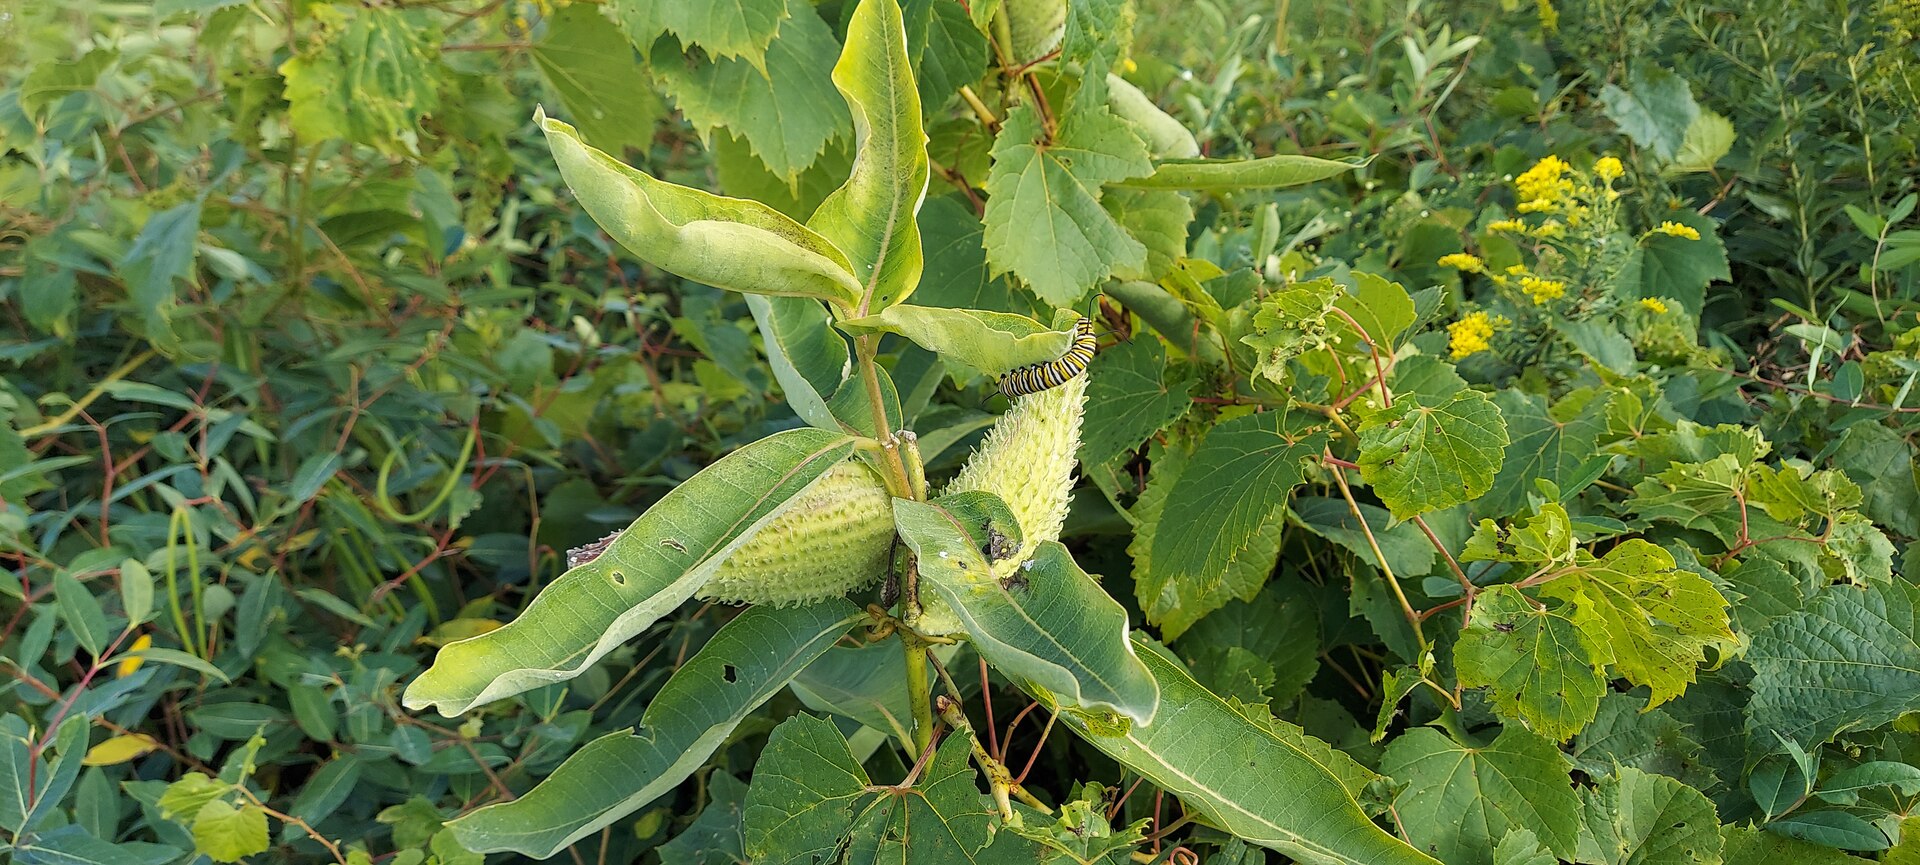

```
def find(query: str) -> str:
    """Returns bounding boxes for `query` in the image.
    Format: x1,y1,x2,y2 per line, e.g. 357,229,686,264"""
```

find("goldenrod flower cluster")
1519,276,1566,304
1650,221,1701,240
1447,311,1505,359
1438,252,1486,273
1639,298,1670,314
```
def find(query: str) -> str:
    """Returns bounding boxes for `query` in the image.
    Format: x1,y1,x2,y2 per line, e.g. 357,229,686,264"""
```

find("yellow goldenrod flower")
1487,219,1528,233
1652,221,1701,240
1515,155,1574,204
1593,156,1624,183
1639,298,1670,314
1532,220,1566,239
1448,312,1497,359
1505,264,1528,275
1515,198,1559,214
1438,253,1486,273
117,634,151,678
1520,276,1566,304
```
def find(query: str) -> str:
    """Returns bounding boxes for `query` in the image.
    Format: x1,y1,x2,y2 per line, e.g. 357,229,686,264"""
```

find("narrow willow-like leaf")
807,0,929,312
839,303,1069,378
403,428,859,716
538,109,865,309
894,497,1158,724
1117,154,1361,190
448,601,862,857
1064,640,1443,865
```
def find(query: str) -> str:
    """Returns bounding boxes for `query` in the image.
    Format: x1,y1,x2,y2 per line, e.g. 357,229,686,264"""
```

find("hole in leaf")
722,664,738,684
610,570,626,586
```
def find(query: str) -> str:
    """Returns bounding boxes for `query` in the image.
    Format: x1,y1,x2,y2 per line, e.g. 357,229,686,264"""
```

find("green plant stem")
905,640,935,756
1328,455,1427,654
21,350,157,439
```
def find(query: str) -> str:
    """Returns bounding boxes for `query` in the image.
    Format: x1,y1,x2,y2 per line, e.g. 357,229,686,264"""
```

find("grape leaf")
531,4,663,156
1571,694,1718,791
1172,580,1320,708
1103,187,1192,281
1494,829,1558,865
902,0,988,111
914,195,1033,315
1130,437,1287,639
1356,387,1509,519
1574,766,1723,865
652,5,851,181
1455,585,1608,742
1078,336,1193,466
658,772,749,865
1243,278,1344,388
1538,540,1734,707
1380,725,1583,863
844,729,993,865
609,0,790,67
983,100,1152,305
1831,422,1920,533
279,5,440,156
743,715,869,865
1291,496,1436,578
1597,64,1698,162
1747,579,1920,748
1480,388,1613,518
1614,211,1728,318
1718,825,1853,865
1143,411,1328,637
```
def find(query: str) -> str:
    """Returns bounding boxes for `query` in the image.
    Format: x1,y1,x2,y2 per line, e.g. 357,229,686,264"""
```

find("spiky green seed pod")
920,374,1088,633
698,460,895,608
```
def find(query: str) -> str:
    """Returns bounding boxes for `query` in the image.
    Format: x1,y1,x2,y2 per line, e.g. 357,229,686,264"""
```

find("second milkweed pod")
697,460,896,608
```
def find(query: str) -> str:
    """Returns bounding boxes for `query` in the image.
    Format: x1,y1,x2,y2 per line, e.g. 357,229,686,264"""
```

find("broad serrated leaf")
278,5,440,156
844,729,993,865
1663,110,1735,176
1116,154,1360,190
744,715,870,864
1244,278,1344,388
903,0,989,111
191,800,269,863
1172,580,1319,708
1539,541,1734,708
839,304,1068,379
983,101,1152,305
914,195,1032,315
1747,580,1920,748
652,6,852,181
1718,825,1853,865
658,772,750,865
609,0,790,66
1481,388,1614,518
446,602,860,856
1572,695,1717,791
1597,65,1699,162
1574,766,1723,865
404,428,859,716
1381,725,1583,863
539,112,865,309
1291,496,1436,578
1078,337,1193,466
896,498,1158,723
1066,639,1443,865
809,0,929,312
532,4,664,155
1493,829,1558,865
1614,211,1727,318
1831,422,1920,539
1103,187,1192,280
1130,438,1285,638
1455,585,1608,742
1356,388,1508,518
1144,411,1328,636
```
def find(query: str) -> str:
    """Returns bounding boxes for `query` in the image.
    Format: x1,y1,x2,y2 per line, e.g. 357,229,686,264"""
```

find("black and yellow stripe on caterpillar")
999,317,1097,398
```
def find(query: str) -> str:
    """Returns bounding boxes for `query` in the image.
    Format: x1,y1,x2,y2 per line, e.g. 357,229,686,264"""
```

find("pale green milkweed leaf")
1116,154,1361,190
1455,585,1608,742
1063,639,1443,865
402,427,860,716
838,303,1069,379
447,601,861,856
1145,410,1329,635
747,295,849,432
894,497,1158,724
1747,579,1920,749
787,634,916,744
1573,766,1723,865
537,110,864,310
807,0,929,313
1380,725,1583,863
1356,387,1508,519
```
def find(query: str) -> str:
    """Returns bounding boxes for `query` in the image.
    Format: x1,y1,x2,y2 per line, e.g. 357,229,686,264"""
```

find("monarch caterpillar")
999,317,1096,398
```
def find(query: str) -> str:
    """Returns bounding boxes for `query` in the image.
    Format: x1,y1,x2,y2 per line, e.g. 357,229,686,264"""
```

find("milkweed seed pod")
697,460,896,607
922,373,1089,633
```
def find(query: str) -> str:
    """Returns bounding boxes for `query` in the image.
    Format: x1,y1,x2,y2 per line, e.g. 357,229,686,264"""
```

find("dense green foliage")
3,0,1919,863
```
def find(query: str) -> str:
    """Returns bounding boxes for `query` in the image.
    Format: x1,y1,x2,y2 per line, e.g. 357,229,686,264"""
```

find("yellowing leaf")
193,799,270,863
82,733,160,766
117,633,153,677
1539,540,1734,707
